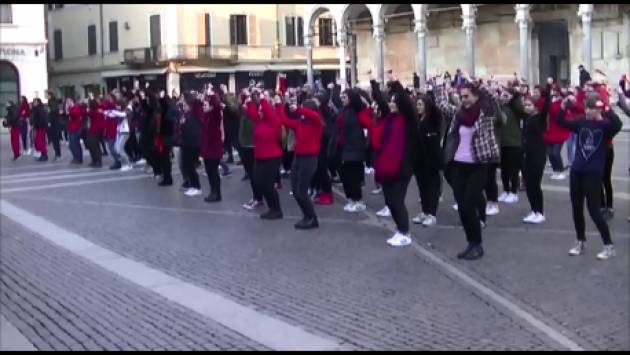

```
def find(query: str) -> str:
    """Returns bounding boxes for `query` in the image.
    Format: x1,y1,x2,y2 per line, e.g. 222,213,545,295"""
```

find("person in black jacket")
411,92,443,227
4,101,21,160
156,95,178,186
514,78,553,224
46,92,62,160
180,94,203,196
31,98,49,162
578,65,592,88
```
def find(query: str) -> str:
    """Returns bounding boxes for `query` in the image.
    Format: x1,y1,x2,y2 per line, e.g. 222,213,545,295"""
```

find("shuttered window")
318,18,333,46
54,30,63,60
88,25,97,55
230,14,248,45
109,21,118,52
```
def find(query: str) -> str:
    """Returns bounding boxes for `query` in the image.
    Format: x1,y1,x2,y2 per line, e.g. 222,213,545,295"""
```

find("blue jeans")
547,143,564,172
69,131,83,162
107,138,121,164
566,133,576,165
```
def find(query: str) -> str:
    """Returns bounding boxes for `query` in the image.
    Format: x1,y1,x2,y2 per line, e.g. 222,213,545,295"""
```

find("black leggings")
48,125,61,158
203,158,221,197
523,154,546,214
501,146,522,193
485,163,499,202
159,146,173,183
291,155,318,219
86,133,102,164
282,149,294,172
570,172,612,245
239,147,262,201
341,161,364,201
182,147,201,189
382,175,412,234
254,158,282,212
450,162,488,245
600,145,614,209
417,167,441,216
312,137,332,194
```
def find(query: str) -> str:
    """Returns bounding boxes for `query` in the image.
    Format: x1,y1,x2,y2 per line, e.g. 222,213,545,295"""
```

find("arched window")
0,60,20,118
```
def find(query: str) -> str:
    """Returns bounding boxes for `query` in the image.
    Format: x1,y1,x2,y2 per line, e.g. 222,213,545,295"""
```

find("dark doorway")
0,60,19,119
536,21,570,86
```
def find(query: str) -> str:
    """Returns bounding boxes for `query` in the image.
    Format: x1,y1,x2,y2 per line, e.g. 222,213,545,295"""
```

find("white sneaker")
498,192,509,202
504,193,519,204
412,212,427,224
135,158,146,166
568,241,585,256
387,232,412,247
485,203,500,216
348,201,366,212
26,149,32,156
120,164,133,172
596,245,616,260
550,172,566,180
530,213,546,224
343,202,354,212
364,167,374,175
371,186,383,195
522,211,536,223
452,204,458,211
422,215,437,227
376,206,391,217
184,188,203,197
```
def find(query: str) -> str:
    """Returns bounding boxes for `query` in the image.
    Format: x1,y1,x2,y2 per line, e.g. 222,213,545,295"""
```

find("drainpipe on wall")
99,4,105,95
275,5,281,59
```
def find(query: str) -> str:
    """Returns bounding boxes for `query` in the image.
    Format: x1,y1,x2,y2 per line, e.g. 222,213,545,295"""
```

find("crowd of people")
3,67,628,261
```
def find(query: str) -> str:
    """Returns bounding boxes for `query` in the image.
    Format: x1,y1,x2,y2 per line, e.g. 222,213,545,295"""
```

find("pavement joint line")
0,174,153,193
330,185,585,351
0,199,342,351
6,195,367,226
1,167,101,180
0,315,37,351
0,170,143,185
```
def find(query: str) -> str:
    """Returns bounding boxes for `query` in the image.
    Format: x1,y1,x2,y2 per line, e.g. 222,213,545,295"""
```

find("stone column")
461,4,477,77
373,23,385,86
305,34,314,86
578,4,594,72
337,28,348,90
515,4,531,84
414,6,428,86
349,33,357,87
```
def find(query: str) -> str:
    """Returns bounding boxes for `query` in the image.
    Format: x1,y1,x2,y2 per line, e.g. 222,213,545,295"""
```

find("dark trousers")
48,125,61,157
523,154,546,214
485,163,499,202
99,131,108,155
182,147,200,189
86,132,101,164
500,146,522,193
282,149,294,172
239,147,262,201
600,145,614,209
254,158,282,212
341,161,364,201
291,155,318,219
125,129,140,162
570,172,612,245
547,143,564,172
159,146,173,183
382,175,412,234
203,158,221,196
450,162,488,245
141,133,161,175
312,137,332,193
20,121,28,150
68,130,83,163
417,167,441,216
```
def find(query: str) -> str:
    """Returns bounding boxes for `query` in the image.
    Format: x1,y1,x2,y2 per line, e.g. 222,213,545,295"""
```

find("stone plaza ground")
0,129,628,351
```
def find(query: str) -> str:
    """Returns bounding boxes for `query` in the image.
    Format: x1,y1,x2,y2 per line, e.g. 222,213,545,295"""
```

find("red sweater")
199,94,223,160
370,114,387,151
67,104,83,132
19,101,30,120
276,104,323,156
543,100,570,144
102,100,119,140
246,99,282,160
87,106,104,135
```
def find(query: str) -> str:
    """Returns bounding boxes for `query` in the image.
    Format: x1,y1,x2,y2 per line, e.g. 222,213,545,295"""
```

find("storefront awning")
101,67,167,78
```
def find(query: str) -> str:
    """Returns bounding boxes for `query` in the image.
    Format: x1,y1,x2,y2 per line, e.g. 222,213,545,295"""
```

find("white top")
454,125,475,163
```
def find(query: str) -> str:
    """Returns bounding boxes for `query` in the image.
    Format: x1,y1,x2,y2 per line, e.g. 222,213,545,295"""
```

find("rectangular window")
204,13,211,46
230,14,248,45
88,25,97,55
318,18,333,46
297,17,304,46
0,4,12,23
109,21,118,52
54,30,63,60
149,14,161,47
285,16,296,46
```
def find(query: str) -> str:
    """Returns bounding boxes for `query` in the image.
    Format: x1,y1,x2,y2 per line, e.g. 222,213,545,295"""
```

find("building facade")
0,4,48,118
47,4,630,99
46,4,341,99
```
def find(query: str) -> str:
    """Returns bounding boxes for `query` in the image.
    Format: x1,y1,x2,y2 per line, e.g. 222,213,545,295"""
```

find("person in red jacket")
66,97,84,164
103,94,122,169
543,84,570,180
245,89,283,220
275,94,323,229
199,91,224,202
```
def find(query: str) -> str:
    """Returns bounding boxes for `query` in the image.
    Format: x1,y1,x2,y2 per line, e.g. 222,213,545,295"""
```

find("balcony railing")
123,45,238,65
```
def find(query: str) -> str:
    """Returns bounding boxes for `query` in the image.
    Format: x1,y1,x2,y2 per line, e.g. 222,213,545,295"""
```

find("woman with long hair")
31,98,49,162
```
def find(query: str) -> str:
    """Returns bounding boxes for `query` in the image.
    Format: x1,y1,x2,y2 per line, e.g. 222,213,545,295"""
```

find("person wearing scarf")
436,73,500,260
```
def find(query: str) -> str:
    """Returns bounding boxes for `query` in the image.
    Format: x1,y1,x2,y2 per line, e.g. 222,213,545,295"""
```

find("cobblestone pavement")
0,132,628,350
